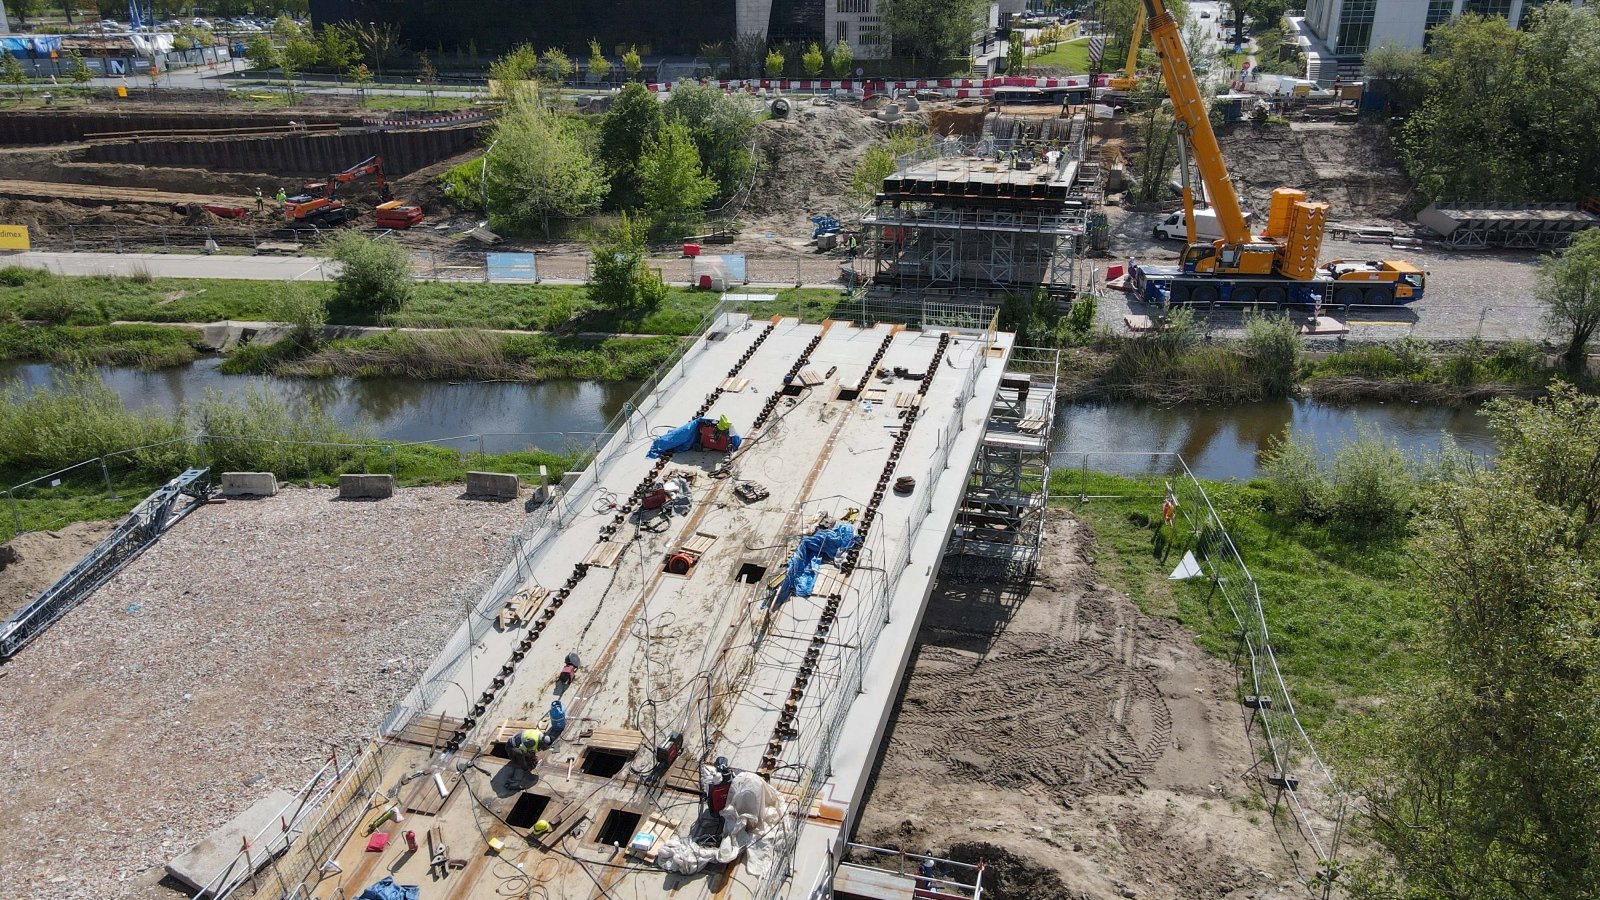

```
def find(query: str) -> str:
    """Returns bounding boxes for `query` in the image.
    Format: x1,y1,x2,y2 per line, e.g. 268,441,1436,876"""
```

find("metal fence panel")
486,252,538,283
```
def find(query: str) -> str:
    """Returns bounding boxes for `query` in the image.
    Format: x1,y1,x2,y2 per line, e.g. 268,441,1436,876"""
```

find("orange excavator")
284,155,424,228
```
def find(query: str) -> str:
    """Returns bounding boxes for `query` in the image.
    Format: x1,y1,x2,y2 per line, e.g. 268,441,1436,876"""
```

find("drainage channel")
445,320,781,751
758,331,952,776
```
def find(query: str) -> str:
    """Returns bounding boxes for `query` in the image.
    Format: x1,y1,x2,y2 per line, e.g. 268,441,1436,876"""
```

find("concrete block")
220,472,277,497
339,473,394,500
166,789,299,892
465,471,520,501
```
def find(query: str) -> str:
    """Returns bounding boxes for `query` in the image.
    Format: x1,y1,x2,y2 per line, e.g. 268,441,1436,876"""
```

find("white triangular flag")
1169,551,1202,580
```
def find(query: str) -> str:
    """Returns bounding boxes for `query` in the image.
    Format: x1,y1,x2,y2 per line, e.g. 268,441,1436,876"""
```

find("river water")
0,358,640,456
2,360,1498,479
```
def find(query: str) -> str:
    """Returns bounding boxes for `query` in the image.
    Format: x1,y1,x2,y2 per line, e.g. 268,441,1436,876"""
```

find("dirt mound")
947,843,1074,900
0,521,117,621
1217,120,1413,223
744,104,913,219
928,103,988,139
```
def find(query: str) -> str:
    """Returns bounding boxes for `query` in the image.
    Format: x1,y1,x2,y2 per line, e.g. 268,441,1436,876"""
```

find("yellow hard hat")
533,820,552,835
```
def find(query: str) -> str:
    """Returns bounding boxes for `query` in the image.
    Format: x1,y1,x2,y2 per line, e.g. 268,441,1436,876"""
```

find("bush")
325,231,415,315
588,214,662,312
20,279,108,326
1058,294,1097,345
194,386,369,479
0,369,188,475
438,157,485,211
1262,423,1420,533
273,281,327,349
1242,311,1300,396
0,265,49,287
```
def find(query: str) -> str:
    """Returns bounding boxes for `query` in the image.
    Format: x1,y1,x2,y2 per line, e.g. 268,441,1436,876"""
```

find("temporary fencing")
1052,452,1346,892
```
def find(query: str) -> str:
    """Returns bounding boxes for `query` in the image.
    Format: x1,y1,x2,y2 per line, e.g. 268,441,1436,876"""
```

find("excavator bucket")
1280,200,1330,281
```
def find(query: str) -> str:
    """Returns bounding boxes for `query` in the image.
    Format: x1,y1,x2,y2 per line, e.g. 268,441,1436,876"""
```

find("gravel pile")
0,486,530,900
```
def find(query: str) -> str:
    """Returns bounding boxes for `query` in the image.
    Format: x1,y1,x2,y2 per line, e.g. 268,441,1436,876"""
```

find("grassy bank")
0,372,585,542
224,329,680,381
0,323,206,368
1056,470,1424,733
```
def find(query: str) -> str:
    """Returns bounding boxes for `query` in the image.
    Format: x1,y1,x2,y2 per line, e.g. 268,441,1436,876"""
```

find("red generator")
699,423,731,452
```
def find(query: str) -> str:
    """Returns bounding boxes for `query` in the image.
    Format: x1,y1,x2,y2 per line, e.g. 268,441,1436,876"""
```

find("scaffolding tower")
857,115,1094,324
943,348,1060,582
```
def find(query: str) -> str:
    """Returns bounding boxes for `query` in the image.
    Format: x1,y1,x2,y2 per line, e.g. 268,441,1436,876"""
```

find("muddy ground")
855,512,1311,899
0,520,118,621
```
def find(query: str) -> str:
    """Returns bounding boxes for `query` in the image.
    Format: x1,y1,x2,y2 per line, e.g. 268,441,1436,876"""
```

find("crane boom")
1140,0,1252,245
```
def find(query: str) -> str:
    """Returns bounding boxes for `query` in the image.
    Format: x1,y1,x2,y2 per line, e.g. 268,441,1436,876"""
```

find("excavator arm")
1140,0,1252,245
1108,6,1147,91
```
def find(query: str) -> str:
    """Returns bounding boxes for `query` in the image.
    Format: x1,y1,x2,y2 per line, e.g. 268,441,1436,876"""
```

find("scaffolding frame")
943,347,1061,582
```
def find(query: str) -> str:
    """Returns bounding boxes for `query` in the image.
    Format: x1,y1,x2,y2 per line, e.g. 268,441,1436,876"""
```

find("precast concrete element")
339,474,395,500
465,471,521,501
165,790,299,892
220,472,278,497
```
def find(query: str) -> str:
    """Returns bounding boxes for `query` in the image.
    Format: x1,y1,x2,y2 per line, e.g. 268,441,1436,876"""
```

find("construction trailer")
857,114,1099,326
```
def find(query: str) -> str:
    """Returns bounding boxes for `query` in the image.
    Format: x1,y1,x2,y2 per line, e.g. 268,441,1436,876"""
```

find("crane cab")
1323,259,1427,303
1181,241,1278,276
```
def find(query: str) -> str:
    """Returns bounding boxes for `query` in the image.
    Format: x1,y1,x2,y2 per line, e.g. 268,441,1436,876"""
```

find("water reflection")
0,359,640,455
1055,398,1497,481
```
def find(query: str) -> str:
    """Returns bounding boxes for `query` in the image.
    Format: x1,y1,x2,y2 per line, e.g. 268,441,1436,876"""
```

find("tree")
699,41,728,77
623,45,642,82
880,0,986,72
640,120,718,236
801,42,825,78
850,126,931,203
1398,7,1600,202
763,49,785,78
348,63,372,105
317,25,358,78
662,82,757,197
347,21,406,76
489,44,541,109
589,214,667,311
588,39,612,82
1537,229,1600,369
1361,41,1426,112
2,53,27,96
830,39,853,77
599,82,664,210
1345,384,1600,899
326,231,414,314
245,33,277,71
65,51,93,95
729,32,767,78
1130,81,1179,202
417,51,438,107
484,101,608,237
1007,30,1025,72
11,0,40,25
540,47,573,83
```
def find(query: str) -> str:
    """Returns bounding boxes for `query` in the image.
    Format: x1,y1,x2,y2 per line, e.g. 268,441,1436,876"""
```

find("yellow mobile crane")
1126,0,1427,306
1107,6,1145,91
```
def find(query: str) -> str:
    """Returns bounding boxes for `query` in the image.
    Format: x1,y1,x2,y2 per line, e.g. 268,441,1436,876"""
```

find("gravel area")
0,486,531,900
1097,208,1548,344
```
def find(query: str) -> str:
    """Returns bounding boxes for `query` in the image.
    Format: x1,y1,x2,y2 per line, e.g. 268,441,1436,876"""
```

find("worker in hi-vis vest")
507,727,542,775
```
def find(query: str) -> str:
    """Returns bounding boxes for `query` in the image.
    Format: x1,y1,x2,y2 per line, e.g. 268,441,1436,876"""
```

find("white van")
1152,207,1252,242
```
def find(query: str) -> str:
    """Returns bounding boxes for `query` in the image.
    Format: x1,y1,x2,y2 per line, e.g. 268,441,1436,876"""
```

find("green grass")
0,271,306,325
1057,471,1426,734
0,323,206,368
1028,37,1093,73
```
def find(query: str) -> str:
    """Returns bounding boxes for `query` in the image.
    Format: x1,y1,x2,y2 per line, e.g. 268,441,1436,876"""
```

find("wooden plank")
586,726,645,753
403,766,462,816
894,392,922,409
498,586,549,629
720,376,750,392
1017,414,1048,434
681,531,718,555
862,388,889,404
797,367,825,387
585,542,627,568
394,714,464,749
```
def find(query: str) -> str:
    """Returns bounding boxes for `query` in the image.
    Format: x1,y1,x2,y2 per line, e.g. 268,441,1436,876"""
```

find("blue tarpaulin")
358,878,419,900
773,523,857,608
646,418,743,459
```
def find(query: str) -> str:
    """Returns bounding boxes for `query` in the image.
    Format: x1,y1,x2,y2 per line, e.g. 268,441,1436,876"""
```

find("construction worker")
506,727,542,776
254,187,264,215
275,187,288,214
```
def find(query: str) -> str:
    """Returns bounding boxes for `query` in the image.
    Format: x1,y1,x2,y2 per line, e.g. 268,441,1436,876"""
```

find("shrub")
0,265,49,287
194,386,369,479
325,231,415,315
0,369,188,474
274,281,328,349
1326,423,1417,531
20,279,106,325
1242,311,1301,397
1261,428,1330,520
588,214,662,312
1439,336,1486,387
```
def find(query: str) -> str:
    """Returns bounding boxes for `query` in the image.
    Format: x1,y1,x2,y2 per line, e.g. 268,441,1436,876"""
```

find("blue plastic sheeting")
358,878,419,900
487,252,538,283
646,418,743,459
773,523,857,608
